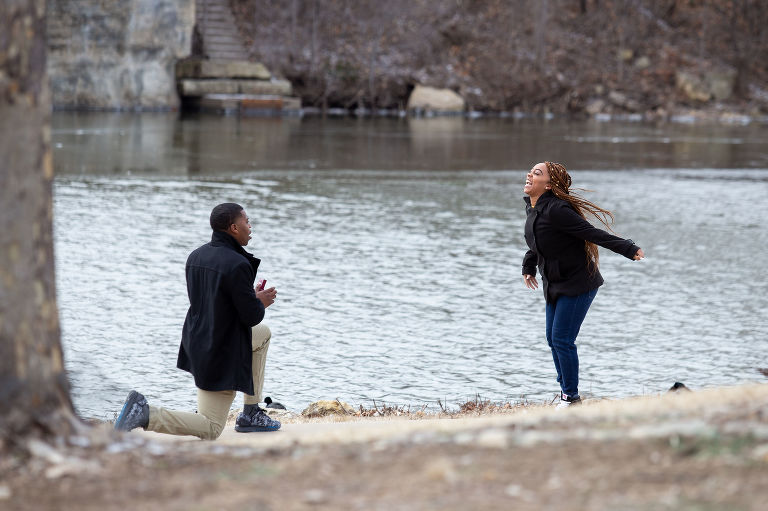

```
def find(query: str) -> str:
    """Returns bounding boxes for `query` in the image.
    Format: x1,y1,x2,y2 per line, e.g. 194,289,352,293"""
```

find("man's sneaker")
555,392,582,409
114,390,149,431
234,406,281,432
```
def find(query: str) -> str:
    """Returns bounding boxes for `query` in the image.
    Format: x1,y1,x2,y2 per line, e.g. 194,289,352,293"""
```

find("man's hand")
523,274,538,290
256,286,277,307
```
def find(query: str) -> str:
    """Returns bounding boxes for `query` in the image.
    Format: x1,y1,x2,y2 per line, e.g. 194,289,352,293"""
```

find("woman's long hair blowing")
544,161,615,271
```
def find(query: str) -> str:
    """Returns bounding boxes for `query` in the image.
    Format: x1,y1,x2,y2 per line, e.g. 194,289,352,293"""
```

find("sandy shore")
4,383,768,510
136,382,768,449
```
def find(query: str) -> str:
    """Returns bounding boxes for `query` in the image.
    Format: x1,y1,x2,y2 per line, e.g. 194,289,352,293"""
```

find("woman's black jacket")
522,191,639,303
177,230,265,394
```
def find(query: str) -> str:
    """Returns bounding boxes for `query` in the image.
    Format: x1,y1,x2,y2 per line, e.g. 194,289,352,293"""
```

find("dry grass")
454,394,540,415
351,395,546,420
241,395,549,425
356,400,428,417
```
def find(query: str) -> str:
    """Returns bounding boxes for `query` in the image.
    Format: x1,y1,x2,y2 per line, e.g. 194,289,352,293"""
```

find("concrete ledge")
176,59,271,80
189,94,302,115
179,79,292,97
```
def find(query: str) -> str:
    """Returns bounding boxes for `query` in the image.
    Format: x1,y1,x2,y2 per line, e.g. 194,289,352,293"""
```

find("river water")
51,113,768,420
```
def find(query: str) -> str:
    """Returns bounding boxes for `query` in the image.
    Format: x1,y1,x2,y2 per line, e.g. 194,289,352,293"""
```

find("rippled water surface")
52,113,768,419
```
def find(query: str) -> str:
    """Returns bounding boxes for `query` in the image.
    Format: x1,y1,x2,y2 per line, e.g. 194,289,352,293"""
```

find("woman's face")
524,163,550,198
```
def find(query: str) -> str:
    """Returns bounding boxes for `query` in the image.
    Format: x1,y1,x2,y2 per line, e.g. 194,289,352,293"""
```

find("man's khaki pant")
146,324,271,440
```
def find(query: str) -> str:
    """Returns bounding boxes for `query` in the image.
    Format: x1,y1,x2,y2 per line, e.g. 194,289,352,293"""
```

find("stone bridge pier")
48,0,195,110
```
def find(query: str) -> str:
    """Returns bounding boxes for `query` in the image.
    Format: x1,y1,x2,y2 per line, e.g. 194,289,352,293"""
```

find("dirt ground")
3,384,768,511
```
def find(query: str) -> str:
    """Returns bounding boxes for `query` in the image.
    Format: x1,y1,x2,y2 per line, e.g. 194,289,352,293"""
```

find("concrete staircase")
196,0,249,61
180,0,302,115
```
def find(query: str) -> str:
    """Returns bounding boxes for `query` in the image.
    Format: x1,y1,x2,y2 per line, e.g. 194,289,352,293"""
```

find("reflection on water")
52,113,768,420
53,112,768,175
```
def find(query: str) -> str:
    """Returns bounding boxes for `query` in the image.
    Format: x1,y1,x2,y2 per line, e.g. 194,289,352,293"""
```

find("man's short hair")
210,203,244,232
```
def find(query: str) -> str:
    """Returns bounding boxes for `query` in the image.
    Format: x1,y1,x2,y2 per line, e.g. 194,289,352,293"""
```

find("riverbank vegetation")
231,0,768,120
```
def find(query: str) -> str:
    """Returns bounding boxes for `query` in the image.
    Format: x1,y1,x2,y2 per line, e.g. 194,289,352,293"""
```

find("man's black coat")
522,191,639,303
177,230,265,394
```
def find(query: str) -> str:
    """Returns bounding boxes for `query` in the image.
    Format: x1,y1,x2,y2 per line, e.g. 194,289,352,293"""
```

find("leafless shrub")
229,0,768,114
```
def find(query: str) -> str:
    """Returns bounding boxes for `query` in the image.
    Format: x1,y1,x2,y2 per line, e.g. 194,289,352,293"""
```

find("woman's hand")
523,274,538,290
633,248,645,260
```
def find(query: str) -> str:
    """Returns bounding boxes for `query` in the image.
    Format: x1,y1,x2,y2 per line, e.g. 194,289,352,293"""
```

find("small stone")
453,432,475,445
423,457,458,483
706,67,737,101
608,91,628,107
45,458,101,479
675,71,711,102
0,485,11,500
634,56,651,69
752,443,768,461
146,442,169,456
585,99,606,115
618,48,634,61
475,428,509,449
27,439,66,464
547,473,562,490
303,489,327,504
67,435,91,448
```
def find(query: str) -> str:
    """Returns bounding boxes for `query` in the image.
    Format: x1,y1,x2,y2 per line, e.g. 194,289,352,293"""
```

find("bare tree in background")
0,0,76,448
535,0,550,69
230,0,768,113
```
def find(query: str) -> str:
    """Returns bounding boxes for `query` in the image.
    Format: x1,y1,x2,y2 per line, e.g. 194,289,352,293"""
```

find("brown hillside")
230,0,768,117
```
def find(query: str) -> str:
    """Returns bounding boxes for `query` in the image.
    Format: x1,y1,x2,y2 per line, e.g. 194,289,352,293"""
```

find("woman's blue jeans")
545,288,598,398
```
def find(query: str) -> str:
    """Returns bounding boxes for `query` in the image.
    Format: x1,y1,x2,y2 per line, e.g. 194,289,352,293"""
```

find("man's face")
230,210,252,246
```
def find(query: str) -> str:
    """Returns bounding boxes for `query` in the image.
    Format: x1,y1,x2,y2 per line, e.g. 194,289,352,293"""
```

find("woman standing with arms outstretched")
522,161,644,408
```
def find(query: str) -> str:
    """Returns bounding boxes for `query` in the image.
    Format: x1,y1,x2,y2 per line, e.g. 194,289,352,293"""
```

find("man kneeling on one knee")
114,203,281,438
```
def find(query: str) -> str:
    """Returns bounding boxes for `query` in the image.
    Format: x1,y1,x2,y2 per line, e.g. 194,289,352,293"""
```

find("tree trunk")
0,0,75,445
310,0,318,74
534,0,550,70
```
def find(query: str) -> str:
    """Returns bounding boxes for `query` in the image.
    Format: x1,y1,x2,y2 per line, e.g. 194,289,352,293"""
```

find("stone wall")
47,0,195,110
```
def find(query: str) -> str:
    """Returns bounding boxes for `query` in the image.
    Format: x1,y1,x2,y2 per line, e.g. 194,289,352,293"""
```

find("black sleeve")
522,249,537,276
550,203,640,260
227,261,266,327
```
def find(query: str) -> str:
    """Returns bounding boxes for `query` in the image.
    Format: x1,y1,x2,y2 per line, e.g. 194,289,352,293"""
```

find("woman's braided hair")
544,161,615,271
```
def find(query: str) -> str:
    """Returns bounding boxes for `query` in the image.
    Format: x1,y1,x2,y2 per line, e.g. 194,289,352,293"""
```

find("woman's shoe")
555,393,582,409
